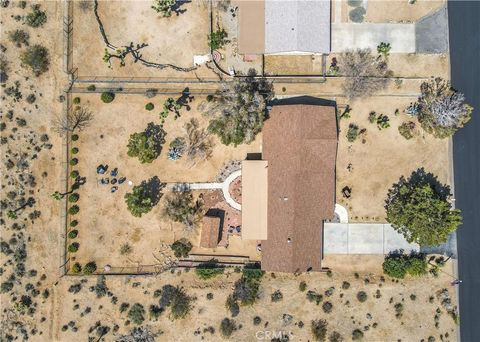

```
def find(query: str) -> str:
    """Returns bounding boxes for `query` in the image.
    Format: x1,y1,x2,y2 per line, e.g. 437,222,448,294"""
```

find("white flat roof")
241,160,268,240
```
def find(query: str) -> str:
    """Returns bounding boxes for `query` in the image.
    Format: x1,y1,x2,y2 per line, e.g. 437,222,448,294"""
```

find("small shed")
200,216,221,248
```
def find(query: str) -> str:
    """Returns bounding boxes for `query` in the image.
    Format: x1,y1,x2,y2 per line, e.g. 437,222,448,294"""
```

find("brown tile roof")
200,216,221,248
261,104,337,273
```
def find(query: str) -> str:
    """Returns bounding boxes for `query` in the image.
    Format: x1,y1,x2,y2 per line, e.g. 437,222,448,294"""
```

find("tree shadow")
175,87,194,111
140,176,165,206
396,168,451,199
145,122,166,156
172,0,190,15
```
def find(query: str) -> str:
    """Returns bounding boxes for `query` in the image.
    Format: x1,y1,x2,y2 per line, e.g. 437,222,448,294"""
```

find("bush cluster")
382,253,428,279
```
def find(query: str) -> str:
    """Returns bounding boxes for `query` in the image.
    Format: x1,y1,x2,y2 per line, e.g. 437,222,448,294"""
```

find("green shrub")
73,97,81,104
299,281,307,292
326,270,333,277
347,123,360,142
83,261,97,274
322,301,333,313
26,5,47,27
21,44,50,76
377,42,392,58
71,147,79,154
342,281,351,290
195,263,224,280
311,319,328,341
398,121,416,140
68,230,78,239
87,84,96,91
225,294,240,317
271,290,283,302
220,318,236,338
69,158,78,166
383,253,427,278
352,329,364,341
68,242,79,253
348,0,363,6
119,302,130,313
349,6,366,23
253,316,262,325
68,193,79,203
18,1,27,9
26,94,36,104
71,134,79,141
128,303,145,325
71,263,81,274
101,92,115,103
376,114,390,130
69,205,79,215
145,102,154,111
208,29,229,50
368,111,377,123
70,170,79,179
357,291,368,302
70,220,78,227
171,239,192,258
306,290,323,305
8,29,30,48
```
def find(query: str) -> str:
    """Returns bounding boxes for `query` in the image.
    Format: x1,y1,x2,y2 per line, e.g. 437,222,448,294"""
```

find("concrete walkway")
324,223,419,255
167,170,242,211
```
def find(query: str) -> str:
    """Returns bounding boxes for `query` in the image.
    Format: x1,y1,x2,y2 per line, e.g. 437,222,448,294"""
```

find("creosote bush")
101,92,115,103
145,102,154,111
311,319,328,341
271,290,283,302
128,303,145,325
21,45,50,76
357,291,368,302
83,261,97,275
398,121,416,140
220,318,236,338
170,239,192,258
26,4,47,27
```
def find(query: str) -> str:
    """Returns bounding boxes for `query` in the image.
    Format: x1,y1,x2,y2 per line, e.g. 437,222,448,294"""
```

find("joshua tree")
52,107,93,136
151,0,177,17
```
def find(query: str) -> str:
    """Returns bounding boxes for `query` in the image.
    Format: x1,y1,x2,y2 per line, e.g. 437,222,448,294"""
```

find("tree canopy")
203,69,274,146
415,77,473,138
340,48,392,99
21,44,50,76
385,169,462,246
124,177,163,217
127,122,165,163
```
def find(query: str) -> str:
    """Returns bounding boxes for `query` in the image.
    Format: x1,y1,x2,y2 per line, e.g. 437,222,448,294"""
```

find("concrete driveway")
323,223,419,254
331,23,416,53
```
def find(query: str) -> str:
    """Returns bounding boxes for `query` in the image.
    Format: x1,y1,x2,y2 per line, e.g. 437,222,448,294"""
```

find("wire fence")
63,0,73,74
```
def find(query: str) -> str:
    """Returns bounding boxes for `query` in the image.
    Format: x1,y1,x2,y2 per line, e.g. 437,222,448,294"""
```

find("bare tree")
415,77,473,138
340,48,392,99
183,118,214,163
52,106,93,135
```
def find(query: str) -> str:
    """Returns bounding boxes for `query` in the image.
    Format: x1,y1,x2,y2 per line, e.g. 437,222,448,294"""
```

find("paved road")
448,1,480,341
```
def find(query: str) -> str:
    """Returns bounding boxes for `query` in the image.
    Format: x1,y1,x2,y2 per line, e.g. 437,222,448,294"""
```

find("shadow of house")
200,209,225,248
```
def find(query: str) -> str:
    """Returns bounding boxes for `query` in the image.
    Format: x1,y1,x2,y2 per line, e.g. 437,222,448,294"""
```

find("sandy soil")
72,0,216,79
336,96,450,221
342,0,445,23
52,258,458,341
69,93,261,268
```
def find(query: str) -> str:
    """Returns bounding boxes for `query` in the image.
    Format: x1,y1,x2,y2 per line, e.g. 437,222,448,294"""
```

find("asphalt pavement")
448,1,480,341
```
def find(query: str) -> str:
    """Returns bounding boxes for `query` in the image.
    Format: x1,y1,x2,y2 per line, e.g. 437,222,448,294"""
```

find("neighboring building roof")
241,160,268,240
200,216,221,248
261,104,337,273
234,0,331,54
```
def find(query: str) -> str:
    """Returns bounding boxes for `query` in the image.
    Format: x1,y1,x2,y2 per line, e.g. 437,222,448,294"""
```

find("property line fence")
63,0,73,74
60,93,73,276
70,86,219,95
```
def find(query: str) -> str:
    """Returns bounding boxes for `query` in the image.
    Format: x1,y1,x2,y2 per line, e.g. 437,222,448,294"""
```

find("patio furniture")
110,168,118,177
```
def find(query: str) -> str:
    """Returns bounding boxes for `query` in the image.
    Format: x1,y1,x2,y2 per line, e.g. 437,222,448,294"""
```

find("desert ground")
0,1,458,341
51,257,458,341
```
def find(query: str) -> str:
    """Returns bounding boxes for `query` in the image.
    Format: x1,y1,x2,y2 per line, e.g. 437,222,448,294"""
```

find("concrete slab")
415,6,448,53
323,223,348,254
323,223,420,255
331,23,416,53
348,224,384,254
